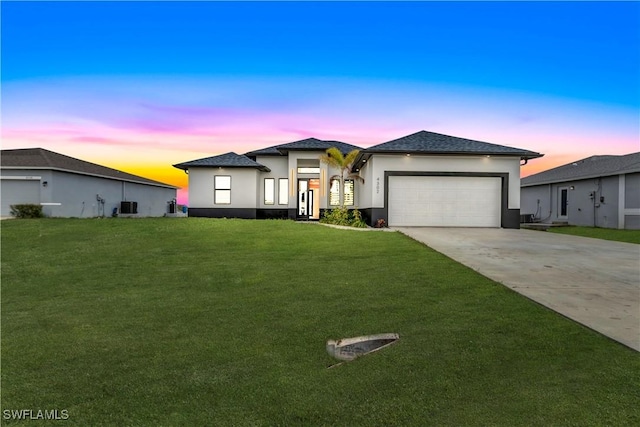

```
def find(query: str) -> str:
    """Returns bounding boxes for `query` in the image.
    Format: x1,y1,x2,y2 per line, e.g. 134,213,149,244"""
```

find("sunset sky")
2,1,638,204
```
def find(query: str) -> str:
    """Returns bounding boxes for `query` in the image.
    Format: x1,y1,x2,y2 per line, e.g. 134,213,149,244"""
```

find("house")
174,138,362,220
521,152,640,229
1,148,178,218
174,130,542,228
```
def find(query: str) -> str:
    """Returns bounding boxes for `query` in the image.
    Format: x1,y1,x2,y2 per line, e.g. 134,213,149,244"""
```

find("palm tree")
320,147,363,206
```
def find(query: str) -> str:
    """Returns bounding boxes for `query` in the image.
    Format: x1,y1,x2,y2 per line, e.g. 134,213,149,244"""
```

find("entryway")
297,178,320,220
558,186,569,220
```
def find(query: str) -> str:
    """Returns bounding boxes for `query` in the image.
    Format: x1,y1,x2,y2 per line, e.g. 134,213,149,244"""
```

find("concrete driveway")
394,227,640,351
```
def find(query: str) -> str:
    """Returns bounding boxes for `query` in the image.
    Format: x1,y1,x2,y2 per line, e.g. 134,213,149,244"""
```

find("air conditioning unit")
520,214,534,223
120,201,138,214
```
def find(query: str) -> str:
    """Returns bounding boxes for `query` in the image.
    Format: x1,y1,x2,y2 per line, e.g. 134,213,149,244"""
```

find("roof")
521,152,640,187
173,152,271,172
366,130,542,157
245,138,362,158
1,148,177,188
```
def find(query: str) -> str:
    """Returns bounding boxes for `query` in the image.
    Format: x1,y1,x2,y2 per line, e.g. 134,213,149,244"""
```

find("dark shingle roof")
1,148,176,188
363,130,543,158
173,152,271,172
245,138,361,158
244,145,283,156
521,152,640,187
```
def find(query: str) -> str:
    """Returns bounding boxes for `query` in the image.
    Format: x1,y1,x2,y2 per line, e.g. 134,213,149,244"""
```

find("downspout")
593,177,601,228
549,183,553,221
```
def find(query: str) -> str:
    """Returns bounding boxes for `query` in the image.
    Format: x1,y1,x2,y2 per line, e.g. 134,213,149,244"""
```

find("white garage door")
388,176,501,227
1,179,41,217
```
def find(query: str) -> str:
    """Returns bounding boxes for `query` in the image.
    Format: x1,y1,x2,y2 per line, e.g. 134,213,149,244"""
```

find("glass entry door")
297,179,320,220
558,187,569,219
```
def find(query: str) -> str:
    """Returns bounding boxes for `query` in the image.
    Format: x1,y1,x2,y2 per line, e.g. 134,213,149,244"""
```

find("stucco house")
174,130,542,228
1,148,178,218
521,152,640,229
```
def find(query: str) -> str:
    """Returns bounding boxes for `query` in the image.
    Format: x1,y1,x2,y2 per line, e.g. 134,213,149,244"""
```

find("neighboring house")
174,130,542,228
521,152,640,229
1,148,178,218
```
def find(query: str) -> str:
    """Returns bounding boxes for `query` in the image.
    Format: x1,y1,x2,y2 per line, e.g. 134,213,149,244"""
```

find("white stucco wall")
188,168,259,208
360,155,522,209
357,157,374,208
255,156,289,209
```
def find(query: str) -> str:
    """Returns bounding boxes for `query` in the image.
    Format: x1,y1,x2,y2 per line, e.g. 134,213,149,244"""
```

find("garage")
1,178,41,217
388,175,501,227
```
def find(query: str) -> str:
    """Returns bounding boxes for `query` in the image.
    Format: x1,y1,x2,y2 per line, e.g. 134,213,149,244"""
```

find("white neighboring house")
521,152,640,229
174,130,543,228
1,148,178,218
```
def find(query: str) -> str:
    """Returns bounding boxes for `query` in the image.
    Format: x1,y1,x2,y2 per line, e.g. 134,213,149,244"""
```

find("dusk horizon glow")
3,1,638,205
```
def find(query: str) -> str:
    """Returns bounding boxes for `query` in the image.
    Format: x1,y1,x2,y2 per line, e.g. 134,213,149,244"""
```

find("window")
344,179,354,206
329,178,340,206
329,178,354,206
214,175,231,204
264,178,275,205
278,179,289,205
297,167,320,174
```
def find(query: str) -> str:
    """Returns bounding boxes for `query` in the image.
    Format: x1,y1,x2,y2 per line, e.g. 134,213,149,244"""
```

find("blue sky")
2,1,639,202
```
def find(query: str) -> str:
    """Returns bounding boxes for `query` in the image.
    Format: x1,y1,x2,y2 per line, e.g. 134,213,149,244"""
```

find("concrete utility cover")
394,227,640,351
327,333,399,361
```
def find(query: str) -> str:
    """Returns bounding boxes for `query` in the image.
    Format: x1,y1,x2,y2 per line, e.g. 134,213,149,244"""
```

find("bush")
320,207,367,228
10,204,44,219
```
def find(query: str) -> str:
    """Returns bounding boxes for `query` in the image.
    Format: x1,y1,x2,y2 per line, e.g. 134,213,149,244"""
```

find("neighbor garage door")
1,179,41,217
388,176,501,227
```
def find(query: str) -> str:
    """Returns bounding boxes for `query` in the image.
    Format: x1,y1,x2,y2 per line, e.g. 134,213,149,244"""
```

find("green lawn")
549,226,640,244
2,219,638,426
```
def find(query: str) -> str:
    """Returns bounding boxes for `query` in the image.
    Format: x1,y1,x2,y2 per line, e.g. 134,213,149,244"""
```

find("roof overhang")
0,166,178,189
521,168,638,187
172,163,271,173
351,150,544,172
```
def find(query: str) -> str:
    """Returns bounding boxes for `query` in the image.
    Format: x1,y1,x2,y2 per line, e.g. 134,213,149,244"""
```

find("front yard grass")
2,219,639,426
549,225,640,244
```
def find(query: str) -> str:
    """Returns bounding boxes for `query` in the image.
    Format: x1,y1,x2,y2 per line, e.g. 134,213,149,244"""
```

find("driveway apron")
394,227,640,351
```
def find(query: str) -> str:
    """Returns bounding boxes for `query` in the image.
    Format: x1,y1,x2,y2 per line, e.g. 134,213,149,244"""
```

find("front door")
558,187,569,219
297,179,320,220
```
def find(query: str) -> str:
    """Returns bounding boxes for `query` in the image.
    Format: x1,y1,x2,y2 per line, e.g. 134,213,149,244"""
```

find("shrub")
320,207,367,228
350,208,367,228
10,204,44,219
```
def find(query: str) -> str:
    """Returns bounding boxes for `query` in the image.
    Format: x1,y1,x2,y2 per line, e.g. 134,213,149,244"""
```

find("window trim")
214,175,231,205
264,178,275,205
